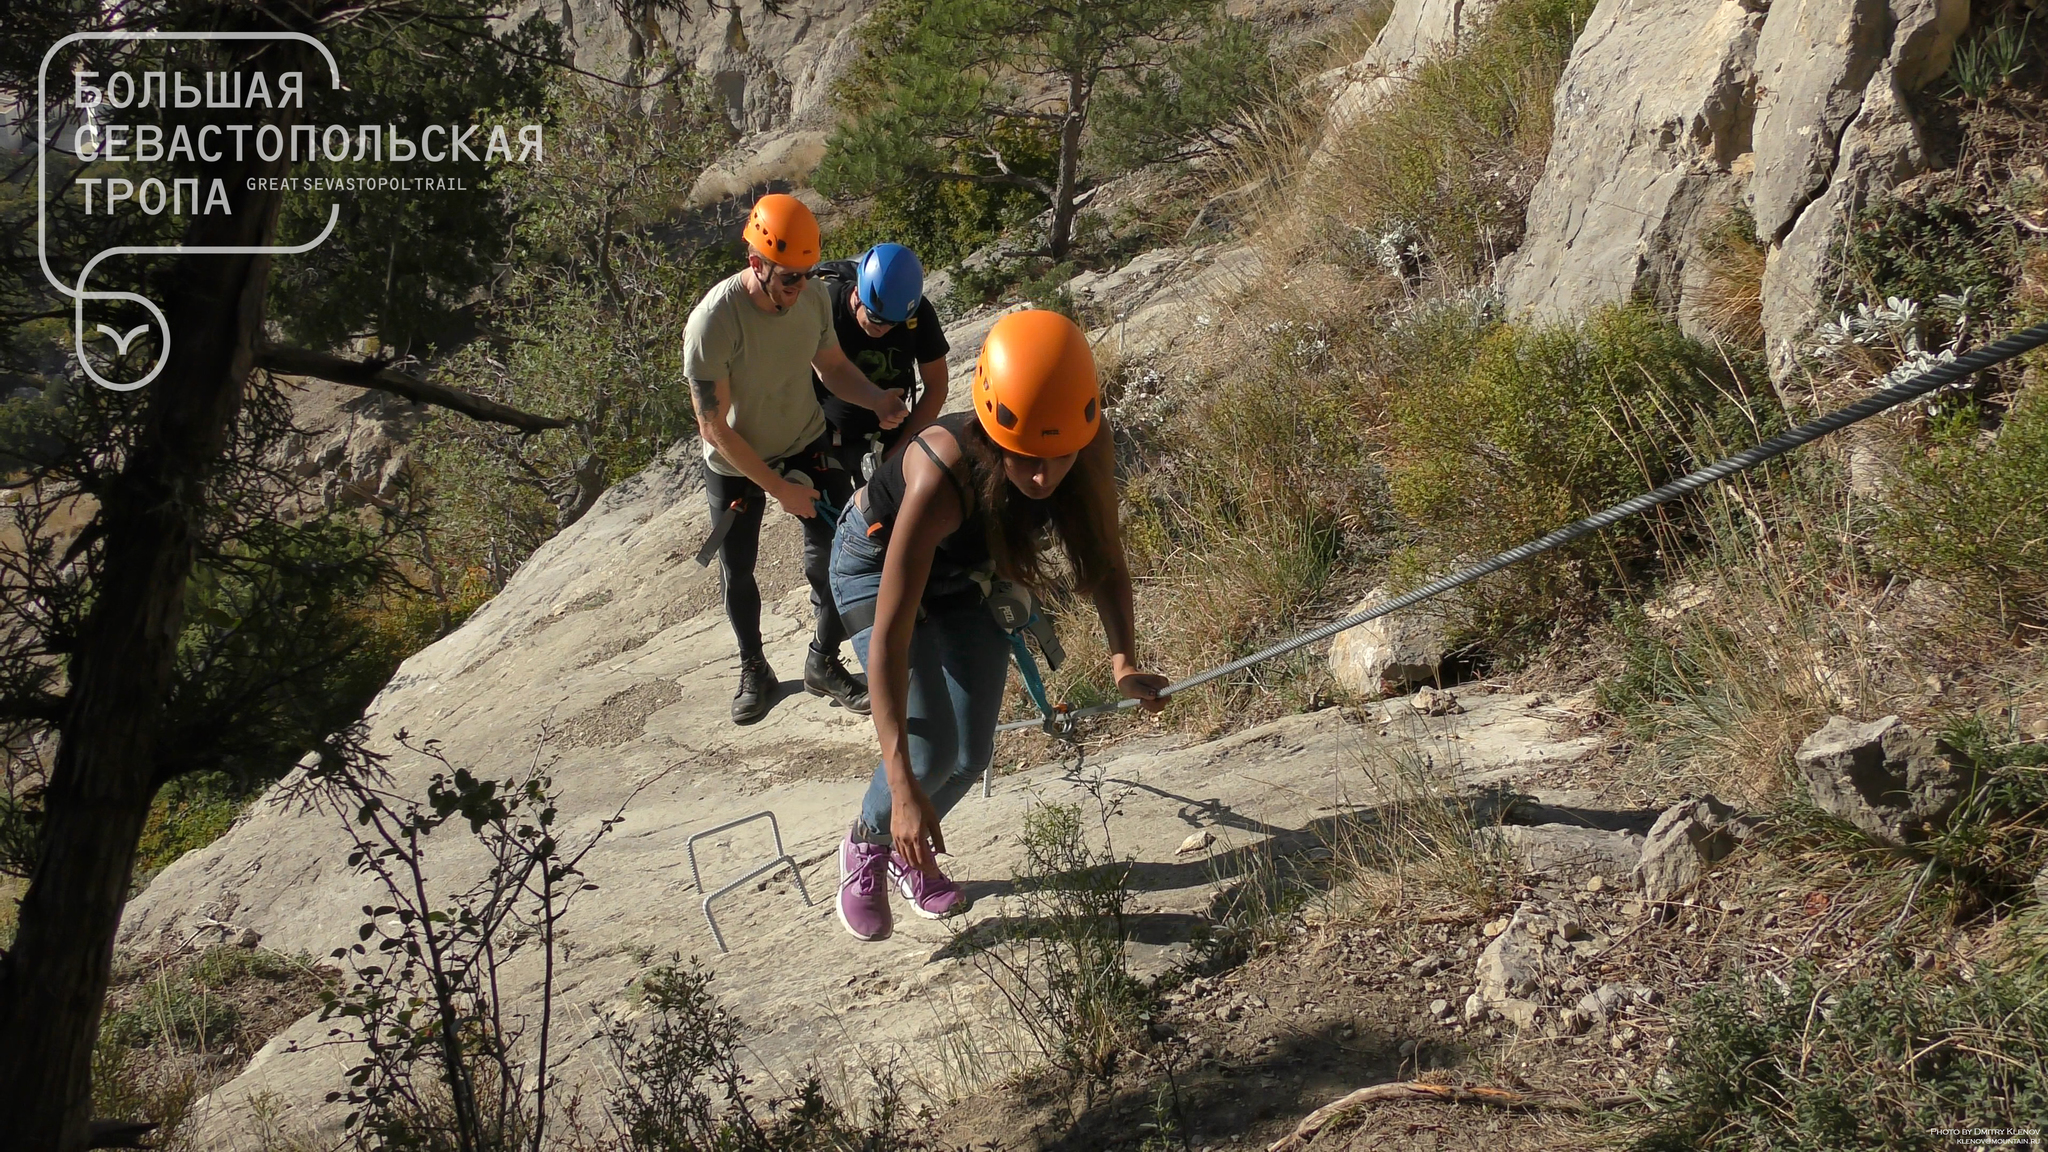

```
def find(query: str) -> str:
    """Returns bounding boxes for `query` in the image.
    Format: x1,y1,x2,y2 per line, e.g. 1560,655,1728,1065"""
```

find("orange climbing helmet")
742,193,820,268
972,310,1101,457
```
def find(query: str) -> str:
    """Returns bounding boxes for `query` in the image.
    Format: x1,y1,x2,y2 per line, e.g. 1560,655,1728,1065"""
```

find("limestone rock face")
266,375,418,518
508,0,876,202
1747,0,1890,243
1501,0,1967,376
1498,0,1763,325
1795,715,1980,845
1312,0,1507,159
1757,0,1965,379
1325,587,1447,695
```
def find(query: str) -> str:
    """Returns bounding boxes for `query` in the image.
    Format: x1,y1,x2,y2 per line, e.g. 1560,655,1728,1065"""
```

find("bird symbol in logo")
96,323,150,354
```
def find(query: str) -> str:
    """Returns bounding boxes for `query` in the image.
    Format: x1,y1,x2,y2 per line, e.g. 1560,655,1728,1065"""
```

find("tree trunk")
1048,72,1087,261
0,49,300,1151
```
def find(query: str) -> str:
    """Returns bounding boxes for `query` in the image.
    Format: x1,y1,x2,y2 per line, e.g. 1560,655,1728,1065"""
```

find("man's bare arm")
690,376,812,511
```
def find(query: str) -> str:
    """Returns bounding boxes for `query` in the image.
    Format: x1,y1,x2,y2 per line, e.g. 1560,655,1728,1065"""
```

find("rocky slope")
122,432,1611,1145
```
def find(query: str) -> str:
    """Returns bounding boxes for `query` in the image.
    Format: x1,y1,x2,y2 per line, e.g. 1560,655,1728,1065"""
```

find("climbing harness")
693,464,840,567
987,578,1072,739
783,467,842,521
694,498,744,567
997,319,2048,738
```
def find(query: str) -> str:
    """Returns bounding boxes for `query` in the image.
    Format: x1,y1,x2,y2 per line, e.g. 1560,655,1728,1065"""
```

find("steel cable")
997,319,2048,735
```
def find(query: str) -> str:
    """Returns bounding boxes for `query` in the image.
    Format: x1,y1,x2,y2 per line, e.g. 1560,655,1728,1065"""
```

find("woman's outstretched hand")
1117,670,1170,713
891,787,947,875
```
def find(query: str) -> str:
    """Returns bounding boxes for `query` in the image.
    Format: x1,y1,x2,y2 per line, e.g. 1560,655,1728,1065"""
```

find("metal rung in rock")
685,810,813,953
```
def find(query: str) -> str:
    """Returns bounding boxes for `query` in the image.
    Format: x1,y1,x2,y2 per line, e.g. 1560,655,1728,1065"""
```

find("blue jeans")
828,500,1010,844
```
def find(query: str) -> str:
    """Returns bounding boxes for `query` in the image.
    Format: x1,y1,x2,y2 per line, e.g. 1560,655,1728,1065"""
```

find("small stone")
1430,998,1452,1018
1411,685,1465,716
1177,829,1216,855
1585,875,1606,893
237,926,262,949
1496,999,1541,1029
1464,992,1487,1022
1327,586,1447,695
1484,917,1509,938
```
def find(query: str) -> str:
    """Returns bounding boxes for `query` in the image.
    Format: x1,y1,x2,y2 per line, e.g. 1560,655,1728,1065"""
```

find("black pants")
702,432,857,661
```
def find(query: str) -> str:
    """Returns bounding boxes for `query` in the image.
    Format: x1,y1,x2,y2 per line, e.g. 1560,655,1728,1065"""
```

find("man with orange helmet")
823,309,1169,940
686,193,911,725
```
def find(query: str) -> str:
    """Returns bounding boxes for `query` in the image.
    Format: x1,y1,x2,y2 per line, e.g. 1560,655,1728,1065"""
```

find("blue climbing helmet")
855,243,924,325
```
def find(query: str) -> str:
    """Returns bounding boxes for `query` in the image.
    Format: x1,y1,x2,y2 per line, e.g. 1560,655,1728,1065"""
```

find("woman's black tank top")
861,412,995,572
856,412,1048,573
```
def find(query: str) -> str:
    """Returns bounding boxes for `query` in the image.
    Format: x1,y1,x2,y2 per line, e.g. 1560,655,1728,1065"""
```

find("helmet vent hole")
995,403,1019,430
1083,398,1097,423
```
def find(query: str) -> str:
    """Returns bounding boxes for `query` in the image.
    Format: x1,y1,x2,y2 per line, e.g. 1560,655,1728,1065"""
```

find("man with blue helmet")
810,243,951,479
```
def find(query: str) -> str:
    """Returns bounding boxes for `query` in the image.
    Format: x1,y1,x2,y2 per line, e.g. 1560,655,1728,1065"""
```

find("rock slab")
1326,586,1448,695
1474,823,1645,880
1634,794,1748,901
1795,715,1979,845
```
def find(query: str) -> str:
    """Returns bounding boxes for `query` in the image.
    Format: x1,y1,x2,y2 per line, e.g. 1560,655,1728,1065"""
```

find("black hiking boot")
731,654,776,725
804,644,871,714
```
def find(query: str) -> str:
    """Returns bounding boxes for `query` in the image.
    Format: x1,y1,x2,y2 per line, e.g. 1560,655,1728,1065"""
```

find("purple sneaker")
891,852,970,920
837,833,893,941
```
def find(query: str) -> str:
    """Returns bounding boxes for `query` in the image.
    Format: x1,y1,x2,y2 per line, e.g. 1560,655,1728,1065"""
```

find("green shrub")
1917,712,2048,903
823,131,1057,272
1386,303,1773,644
1880,384,2048,624
1842,195,2022,334
103,976,241,1053
135,773,248,880
1638,961,2048,1150
957,793,1150,1084
1114,298,1394,720
603,961,925,1151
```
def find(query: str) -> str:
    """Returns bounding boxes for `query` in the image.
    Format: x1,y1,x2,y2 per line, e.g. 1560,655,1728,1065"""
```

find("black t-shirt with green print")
810,259,951,446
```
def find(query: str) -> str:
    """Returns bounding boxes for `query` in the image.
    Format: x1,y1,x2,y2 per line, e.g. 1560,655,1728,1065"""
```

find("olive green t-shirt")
684,272,836,477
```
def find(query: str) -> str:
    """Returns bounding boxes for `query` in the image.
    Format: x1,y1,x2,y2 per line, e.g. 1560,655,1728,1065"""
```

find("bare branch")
254,347,575,433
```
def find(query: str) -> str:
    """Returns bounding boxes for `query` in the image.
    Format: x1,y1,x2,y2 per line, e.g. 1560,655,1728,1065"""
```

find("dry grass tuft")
1330,732,1522,923
1271,0,1595,285
1691,209,1768,350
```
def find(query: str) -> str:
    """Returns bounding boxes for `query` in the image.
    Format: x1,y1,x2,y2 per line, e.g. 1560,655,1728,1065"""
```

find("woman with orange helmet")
826,309,1168,941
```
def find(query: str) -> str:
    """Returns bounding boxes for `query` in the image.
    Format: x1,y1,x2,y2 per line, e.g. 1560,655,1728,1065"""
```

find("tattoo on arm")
691,377,720,418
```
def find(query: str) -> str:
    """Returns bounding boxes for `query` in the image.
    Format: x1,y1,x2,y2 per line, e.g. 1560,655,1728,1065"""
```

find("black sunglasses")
757,260,811,288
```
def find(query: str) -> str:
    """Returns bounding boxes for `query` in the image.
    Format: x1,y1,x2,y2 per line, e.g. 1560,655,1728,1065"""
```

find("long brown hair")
959,417,1121,595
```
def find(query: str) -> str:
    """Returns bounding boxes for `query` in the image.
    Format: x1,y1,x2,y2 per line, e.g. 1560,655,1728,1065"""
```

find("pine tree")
816,0,1270,261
